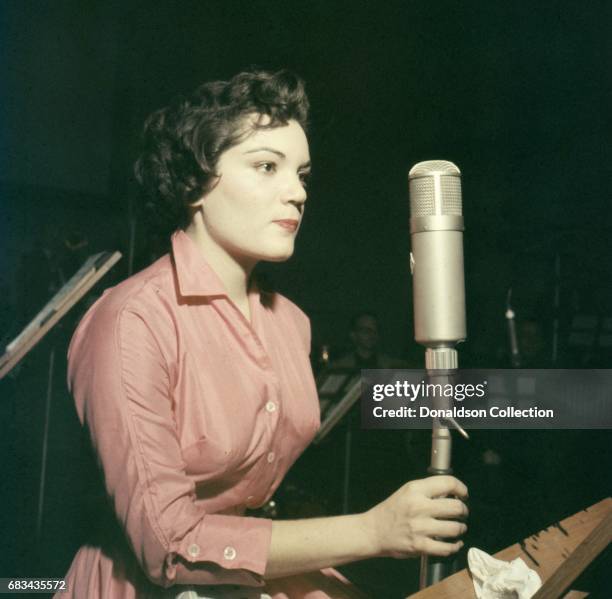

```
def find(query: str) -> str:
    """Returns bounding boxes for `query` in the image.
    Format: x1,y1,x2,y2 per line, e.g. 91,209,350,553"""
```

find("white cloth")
467,547,542,599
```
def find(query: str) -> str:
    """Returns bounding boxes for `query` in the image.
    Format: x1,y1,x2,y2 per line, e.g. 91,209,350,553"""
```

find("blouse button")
267,451,275,463
265,401,277,413
223,546,237,561
187,543,200,557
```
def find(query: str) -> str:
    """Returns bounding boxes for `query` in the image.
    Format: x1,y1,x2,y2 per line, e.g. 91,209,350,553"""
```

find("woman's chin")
258,242,295,263
263,251,294,263
231,242,295,266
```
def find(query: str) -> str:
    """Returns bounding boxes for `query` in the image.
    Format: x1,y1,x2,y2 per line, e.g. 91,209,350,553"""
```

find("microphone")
409,160,468,589
408,160,467,370
505,288,521,368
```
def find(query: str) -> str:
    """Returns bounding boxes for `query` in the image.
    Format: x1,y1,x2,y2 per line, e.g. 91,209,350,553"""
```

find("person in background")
331,311,406,370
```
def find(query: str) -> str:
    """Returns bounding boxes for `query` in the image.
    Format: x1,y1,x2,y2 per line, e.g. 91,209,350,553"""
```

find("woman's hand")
363,475,469,558
266,475,468,578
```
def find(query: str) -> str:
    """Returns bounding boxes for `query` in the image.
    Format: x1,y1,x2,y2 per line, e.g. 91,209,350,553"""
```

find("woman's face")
196,116,310,267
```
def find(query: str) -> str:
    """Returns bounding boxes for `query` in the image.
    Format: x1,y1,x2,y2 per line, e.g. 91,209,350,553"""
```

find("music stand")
315,368,361,443
1,250,121,540
313,368,361,514
1,251,122,379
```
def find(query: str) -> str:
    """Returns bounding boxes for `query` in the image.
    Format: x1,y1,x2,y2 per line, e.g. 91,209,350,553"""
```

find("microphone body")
409,160,466,363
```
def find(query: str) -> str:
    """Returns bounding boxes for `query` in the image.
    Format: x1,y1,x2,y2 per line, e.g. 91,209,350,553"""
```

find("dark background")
1,1,611,597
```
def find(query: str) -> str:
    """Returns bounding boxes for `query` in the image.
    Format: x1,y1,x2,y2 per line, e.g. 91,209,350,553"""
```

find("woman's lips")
274,219,299,232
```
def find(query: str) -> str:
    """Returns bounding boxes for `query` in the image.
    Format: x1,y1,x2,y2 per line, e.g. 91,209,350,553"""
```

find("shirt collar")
171,230,228,298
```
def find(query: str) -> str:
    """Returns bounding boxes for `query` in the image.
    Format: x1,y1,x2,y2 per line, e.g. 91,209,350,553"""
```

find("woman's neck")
184,218,255,319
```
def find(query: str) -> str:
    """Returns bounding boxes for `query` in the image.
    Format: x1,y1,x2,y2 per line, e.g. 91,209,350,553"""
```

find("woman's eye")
299,172,311,188
257,162,276,173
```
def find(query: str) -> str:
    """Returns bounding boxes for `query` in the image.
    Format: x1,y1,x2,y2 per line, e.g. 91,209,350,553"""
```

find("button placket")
223,294,270,369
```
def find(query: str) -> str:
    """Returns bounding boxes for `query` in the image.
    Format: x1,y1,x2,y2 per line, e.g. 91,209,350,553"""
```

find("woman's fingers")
409,475,469,500
367,475,469,558
428,497,469,519
419,537,464,557
425,517,467,539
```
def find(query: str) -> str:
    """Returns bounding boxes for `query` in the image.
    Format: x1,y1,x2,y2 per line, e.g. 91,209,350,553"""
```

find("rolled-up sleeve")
68,297,273,589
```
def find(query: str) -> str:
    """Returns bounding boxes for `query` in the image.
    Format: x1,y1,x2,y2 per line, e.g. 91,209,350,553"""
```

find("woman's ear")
188,174,220,214
185,196,206,226
189,196,206,209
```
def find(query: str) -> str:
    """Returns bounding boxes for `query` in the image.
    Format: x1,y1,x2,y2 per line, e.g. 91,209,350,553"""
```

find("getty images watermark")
361,370,612,429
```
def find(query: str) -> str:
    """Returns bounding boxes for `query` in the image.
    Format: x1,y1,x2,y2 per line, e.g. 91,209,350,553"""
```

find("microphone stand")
505,288,521,368
418,347,469,589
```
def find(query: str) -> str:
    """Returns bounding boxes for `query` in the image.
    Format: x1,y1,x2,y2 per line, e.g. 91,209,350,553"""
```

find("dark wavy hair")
134,69,310,236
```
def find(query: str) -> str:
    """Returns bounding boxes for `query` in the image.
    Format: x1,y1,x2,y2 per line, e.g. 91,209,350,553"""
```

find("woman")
58,69,468,598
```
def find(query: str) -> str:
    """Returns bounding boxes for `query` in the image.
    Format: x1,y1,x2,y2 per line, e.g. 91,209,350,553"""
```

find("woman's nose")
282,174,307,208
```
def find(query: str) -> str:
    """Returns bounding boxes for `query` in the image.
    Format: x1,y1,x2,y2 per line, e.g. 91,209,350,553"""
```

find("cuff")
167,515,273,586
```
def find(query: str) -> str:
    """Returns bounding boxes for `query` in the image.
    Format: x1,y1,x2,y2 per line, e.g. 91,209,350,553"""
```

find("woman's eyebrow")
243,147,311,168
243,146,285,157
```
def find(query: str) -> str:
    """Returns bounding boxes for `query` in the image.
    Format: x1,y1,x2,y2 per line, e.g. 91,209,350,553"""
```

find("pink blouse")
58,231,361,598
